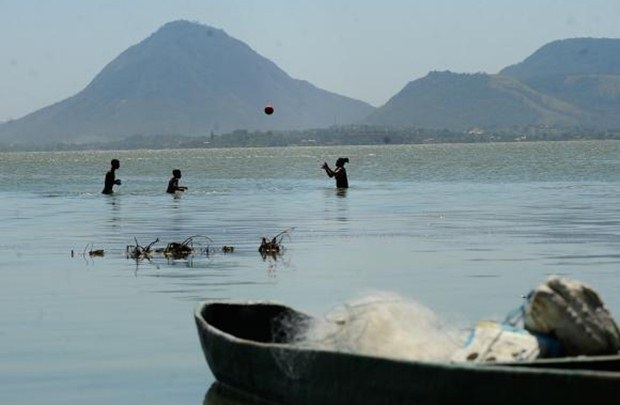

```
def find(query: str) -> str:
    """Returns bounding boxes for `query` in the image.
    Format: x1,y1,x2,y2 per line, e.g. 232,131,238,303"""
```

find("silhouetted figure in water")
102,159,121,194
322,157,349,188
167,169,188,194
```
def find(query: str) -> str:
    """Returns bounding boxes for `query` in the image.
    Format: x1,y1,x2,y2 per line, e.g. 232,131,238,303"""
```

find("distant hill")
0,20,373,145
364,71,584,130
501,38,620,128
501,38,620,79
4,32,620,147
367,38,620,130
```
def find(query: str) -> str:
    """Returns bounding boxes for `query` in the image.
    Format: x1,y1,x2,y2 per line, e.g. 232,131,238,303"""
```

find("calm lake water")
2,142,620,403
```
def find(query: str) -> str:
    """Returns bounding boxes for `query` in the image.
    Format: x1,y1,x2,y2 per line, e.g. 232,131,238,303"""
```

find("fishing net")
271,292,462,372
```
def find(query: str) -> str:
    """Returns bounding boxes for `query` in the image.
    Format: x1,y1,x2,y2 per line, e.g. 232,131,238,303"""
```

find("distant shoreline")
2,125,620,152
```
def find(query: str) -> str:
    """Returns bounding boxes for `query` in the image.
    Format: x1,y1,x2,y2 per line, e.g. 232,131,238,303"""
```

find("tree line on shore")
2,125,620,152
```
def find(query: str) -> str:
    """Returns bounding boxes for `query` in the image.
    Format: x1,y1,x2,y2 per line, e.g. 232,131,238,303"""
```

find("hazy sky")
2,0,620,121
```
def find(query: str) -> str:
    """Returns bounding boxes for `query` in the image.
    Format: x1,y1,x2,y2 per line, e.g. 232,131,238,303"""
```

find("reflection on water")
204,382,265,405
322,187,350,225
105,194,121,229
261,252,293,279
335,188,348,198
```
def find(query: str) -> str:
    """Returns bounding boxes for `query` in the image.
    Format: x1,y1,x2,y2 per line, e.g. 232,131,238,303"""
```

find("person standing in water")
322,157,349,188
166,169,188,194
102,159,121,194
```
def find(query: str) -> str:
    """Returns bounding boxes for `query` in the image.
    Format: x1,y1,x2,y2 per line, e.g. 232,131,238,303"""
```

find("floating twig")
89,248,105,257
126,237,159,260
71,243,105,258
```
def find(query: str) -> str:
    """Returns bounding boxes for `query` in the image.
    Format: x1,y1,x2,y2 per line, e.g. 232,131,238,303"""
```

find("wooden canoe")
194,301,620,405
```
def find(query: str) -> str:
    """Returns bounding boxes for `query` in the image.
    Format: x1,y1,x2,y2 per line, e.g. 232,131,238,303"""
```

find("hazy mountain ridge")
500,38,620,128
364,71,584,130
0,20,373,145
367,38,620,130
2,25,620,146
501,38,620,79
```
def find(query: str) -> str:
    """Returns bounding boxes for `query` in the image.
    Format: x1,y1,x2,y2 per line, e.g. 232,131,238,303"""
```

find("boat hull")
195,301,620,405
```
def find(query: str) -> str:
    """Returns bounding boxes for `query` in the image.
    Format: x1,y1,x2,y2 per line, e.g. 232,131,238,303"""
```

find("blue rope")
502,303,525,327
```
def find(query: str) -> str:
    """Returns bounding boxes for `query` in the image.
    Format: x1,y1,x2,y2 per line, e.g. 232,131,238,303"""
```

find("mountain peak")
152,19,228,41
501,37,620,78
0,20,373,145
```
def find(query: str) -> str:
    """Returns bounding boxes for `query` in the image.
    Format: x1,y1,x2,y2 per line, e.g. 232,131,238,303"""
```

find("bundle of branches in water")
126,238,159,261
159,235,213,259
259,227,294,259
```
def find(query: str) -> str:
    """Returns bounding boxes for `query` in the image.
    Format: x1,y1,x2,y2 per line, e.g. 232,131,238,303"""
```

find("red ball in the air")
264,104,274,115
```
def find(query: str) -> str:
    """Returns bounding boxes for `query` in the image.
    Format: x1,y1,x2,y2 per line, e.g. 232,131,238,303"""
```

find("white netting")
273,292,462,365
